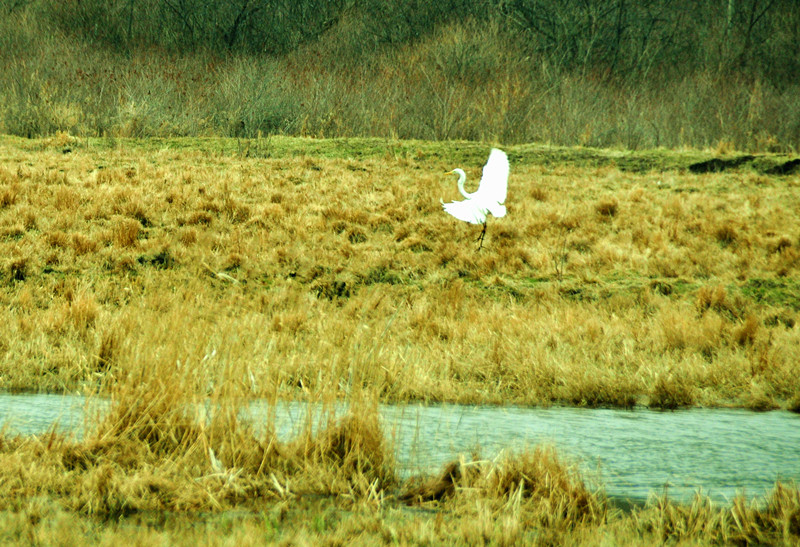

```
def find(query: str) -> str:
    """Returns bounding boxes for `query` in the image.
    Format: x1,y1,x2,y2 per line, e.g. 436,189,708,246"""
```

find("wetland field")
1,135,800,544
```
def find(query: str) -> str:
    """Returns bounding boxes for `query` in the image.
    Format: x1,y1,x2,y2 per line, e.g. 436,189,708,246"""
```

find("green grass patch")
741,278,800,310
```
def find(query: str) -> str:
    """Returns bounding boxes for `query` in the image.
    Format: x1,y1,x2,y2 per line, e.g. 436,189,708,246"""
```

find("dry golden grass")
0,135,799,410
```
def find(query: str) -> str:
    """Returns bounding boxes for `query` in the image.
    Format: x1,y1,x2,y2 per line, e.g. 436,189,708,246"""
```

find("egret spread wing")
441,199,486,225
474,148,509,206
441,148,509,230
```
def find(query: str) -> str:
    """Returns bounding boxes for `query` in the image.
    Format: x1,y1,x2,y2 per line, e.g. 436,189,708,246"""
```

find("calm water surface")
1,394,798,504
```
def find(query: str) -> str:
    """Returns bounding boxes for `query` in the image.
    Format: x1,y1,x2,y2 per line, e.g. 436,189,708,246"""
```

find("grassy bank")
1,135,799,410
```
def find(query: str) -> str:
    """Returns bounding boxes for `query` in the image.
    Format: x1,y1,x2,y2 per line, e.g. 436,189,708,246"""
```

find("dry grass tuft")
745,383,780,411
568,374,637,409
734,315,760,347
293,411,395,494
112,217,142,247
714,222,738,246
789,393,800,414
347,227,368,244
66,292,100,329
1,222,25,239
696,285,729,315
486,449,601,521
595,197,619,218
769,235,793,254
180,211,213,226
270,310,307,333
70,233,99,255
639,483,800,544
648,374,695,410
399,460,466,504
638,492,727,543
54,187,80,211
529,187,548,202
7,256,29,281
401,447,604,530
95,325,124,372
0,184,18,208
178,227,198,245
95,395,202,458
46,230,70,249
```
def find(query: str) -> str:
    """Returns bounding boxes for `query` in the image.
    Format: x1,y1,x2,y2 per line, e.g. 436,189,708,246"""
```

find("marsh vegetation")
2,1,800,539
2,136,799,409
1,135,799,541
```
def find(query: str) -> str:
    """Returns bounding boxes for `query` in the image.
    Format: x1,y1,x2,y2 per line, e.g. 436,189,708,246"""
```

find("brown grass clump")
648,374,695,410
291,411,395,495
481,448,603,526
0,184,18,208
399,460,466,504
595,197,619,218
7,256,28,281
696,285,730,315
70,232,99,255
734,315,760,347
65,292,100,330
177,227,198,245
54,187,80,211
95,328,121,373
46,230,71,249
112,217,142,247
637,484,800,545
789,392,800,414
714,221,738,247
529,187,548,202
401,447,604,534
769,235,793,254
567,373,637,409
744,383,780,412
93,389,204,459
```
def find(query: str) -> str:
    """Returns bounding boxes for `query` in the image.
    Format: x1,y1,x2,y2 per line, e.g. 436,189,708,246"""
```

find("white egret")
441,148,509,250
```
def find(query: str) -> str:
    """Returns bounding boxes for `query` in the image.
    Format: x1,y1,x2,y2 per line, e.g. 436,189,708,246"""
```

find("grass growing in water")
0,388,798,544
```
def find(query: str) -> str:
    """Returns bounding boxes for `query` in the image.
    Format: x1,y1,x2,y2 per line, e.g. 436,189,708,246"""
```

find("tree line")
6,0,796,84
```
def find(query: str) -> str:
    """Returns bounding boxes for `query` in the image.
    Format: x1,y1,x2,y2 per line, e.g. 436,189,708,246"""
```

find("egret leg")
476,220,487,251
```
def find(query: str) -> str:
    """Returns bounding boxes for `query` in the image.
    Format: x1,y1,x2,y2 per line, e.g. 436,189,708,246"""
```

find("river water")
1,393,798,505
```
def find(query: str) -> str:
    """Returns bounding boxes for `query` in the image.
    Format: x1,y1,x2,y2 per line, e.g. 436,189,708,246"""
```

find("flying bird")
441,148,509,250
